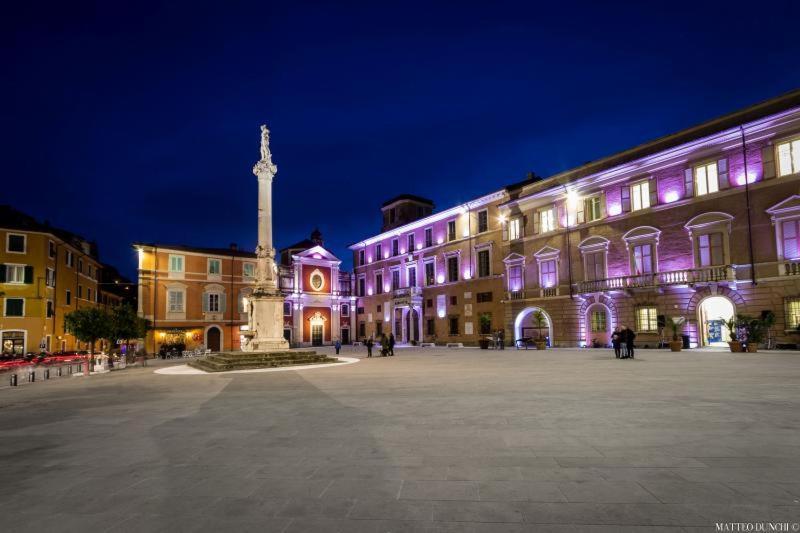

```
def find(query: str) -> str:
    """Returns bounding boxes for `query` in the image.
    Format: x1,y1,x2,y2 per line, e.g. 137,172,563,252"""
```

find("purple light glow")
510,281,521,291
367,288,373,296
437,274,445,284
663,191,680,203
463,270,471,279
416,243,422,250
736,171,757,186
437,237,444,244
384,285,391,293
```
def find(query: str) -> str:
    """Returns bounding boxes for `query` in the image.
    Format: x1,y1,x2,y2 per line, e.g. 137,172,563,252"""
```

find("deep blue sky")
4,1,799,279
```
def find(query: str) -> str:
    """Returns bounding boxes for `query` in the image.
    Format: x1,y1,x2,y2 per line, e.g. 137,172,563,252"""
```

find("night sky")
5,1,799,279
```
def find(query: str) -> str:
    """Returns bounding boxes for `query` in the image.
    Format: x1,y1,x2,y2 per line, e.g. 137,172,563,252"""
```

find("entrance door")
206,327,221,352
311,324,323,346
698,296,735,347
341,328,350,344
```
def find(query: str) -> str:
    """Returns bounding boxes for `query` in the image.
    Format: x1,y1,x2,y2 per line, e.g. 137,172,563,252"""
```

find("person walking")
612,327,622,359
625,326,636,359
366,336,373,358
498,329,505,350
380,334,389,357
388,333,395,356
334,338,341,355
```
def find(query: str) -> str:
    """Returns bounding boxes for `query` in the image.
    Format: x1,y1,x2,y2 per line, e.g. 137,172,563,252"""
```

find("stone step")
187,350,338,373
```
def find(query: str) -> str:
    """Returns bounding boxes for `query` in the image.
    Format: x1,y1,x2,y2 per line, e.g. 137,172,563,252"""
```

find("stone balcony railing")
393,286,422,298
507,287,560,300
575,265,733,294
782,260,800,276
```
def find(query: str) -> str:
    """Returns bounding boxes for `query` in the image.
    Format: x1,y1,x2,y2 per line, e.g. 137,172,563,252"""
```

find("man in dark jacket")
366,336,373,358
388,333,395,356
625,327,636,359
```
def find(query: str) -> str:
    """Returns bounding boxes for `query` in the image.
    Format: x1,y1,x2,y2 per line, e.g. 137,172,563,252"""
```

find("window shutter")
0,265,5,283
219,293,227,314
684,168,694,197
24,266,34,284
502,223,508,241
621,186,631,213
202,293,209,312
600,192,607,218
718,158,730,189
521,215,527,237
556,204,566,228
577,199,586,224
533,211,540,234
762,145,776,179
648,178,658,207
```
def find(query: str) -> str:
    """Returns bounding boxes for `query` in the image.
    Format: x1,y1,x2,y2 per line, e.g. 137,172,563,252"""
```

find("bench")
420,342,436,348
515,337,534,350
446,343,464,348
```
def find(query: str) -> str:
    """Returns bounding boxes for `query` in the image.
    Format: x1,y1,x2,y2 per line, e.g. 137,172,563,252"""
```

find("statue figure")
260,124,272,162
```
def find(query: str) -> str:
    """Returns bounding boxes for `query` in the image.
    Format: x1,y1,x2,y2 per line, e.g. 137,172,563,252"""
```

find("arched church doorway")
514,307,553,345
205,326,221,352
698,296,735,347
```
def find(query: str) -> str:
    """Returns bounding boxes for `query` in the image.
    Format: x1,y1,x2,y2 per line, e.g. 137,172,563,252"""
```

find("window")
358,276,365,296
425,261,435,286
358,250,365,266
450,295,457,306
449,316,459,335
375,243,382,260
477,291,493,303
375,321,383,336
1,331,25,355
284,302,291,316
540,259,557,288
426,298,433,308
6,234,25,253
4,264,26,284
425,228,433,248
782,220,800,260
508,265,522,292
448,220,456,241
78,258,83,274
636,306,658,332
87,288,92,302
46,300,54,318
357,307,364,315
392,239,399,256
631,181,650,211
46,268,55,287
509,218,521,240
586,196,602,222
477,249,490,278
477,210,488,233
359,322,366,338
78,285,83,299
590,311,607,333
778,138,800,177
427,319,435,336
407,234,415,252
539,208,556,233
698,233,724,266
341,304,349,317
375,272,383,294
243,263,255,278
208,259,221,275
377,304,382,312
633,244,654,274
584,251,604,281
408,266,417,287
786,298,800,329
391,269,400,291
49,241,56,259
169,255,184,272
168,290,184,312
4,298,24,317
66,289,71,305
694,161,719,197
65,250,73,267
447,256,459,283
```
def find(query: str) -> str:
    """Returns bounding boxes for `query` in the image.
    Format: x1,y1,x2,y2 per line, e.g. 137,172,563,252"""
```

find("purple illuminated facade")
352,90,800,348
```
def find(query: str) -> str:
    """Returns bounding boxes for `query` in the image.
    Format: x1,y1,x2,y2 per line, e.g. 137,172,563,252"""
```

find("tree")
65,307,112,375
109,305,148,361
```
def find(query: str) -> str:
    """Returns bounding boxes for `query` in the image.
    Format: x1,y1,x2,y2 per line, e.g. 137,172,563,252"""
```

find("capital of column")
253,160,277,179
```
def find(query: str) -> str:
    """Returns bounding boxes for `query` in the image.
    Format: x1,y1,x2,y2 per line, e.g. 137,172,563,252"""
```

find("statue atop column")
254,124,277,177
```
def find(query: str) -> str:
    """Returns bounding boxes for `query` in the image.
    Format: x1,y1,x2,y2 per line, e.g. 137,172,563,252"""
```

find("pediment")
533,245,560,259
622,226,661,242
684,212,734,231
578,235,610,249
503,252,526,264
766,195,800,216
293,245,340,263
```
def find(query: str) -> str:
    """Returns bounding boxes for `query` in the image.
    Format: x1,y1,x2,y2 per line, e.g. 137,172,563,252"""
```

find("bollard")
44,368,50,380
28,370,35,383
57,367,63,377
10,374,17,387
67,365,72,375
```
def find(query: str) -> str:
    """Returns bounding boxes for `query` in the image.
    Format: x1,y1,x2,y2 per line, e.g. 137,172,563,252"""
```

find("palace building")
350,89,800,348
0,206,129,355
135,230,354,352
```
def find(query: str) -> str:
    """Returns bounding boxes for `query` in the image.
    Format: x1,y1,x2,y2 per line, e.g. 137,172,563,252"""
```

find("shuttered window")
508,218,521,240
539,208,556,233
778,139,800,177
698,233,724,266
540,259,557,288
694,162,719,196
782,220,800,260
584,252,605,281
630,181,650,211
633,244,653,274
508,265,522,291
477,249,490,278
168,290,184,312
447,256,459,282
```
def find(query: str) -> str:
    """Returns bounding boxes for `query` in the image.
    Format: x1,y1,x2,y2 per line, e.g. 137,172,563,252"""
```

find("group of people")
364,333,395,357
490,329,506,349
611,326,636,359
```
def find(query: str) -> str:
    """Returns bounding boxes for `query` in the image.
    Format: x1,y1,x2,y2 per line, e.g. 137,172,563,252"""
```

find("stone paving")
1,346,800,532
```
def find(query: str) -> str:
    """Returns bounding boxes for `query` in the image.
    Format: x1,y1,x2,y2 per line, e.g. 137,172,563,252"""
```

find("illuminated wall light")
437,310,446,318
400,248,406,254
384,285,391,293
367,288,373,296
498,214,507,224
463,270,472,280
368,257,373,263
566,188,580,210
383,251,389,259
663,191,680,203
607,203,622,216
736,172,757,186
293,303,300,310
415,243,422,250
437,274,445,284
437,237,444,244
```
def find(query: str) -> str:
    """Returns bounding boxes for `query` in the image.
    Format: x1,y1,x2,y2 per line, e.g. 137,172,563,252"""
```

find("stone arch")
513,307,554,344
578,294,618,346
684,287,744,347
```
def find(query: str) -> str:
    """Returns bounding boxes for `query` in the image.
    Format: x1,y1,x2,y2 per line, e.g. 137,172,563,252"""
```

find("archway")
586,303,612,347
697,296,735,347
205,326,222,352
514,307,553,345
404,308,420,344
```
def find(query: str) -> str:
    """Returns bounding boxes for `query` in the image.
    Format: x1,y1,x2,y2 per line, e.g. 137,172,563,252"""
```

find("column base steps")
187,351,337,373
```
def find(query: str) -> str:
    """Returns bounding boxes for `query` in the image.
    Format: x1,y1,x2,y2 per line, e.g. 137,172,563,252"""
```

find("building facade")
136,231,354,352
351,90,800,348
0,206,119,355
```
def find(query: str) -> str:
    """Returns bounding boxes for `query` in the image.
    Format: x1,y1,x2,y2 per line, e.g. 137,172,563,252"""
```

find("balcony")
576,265,733,294
507,287,560,300
392,286,422,306
783,260,800,276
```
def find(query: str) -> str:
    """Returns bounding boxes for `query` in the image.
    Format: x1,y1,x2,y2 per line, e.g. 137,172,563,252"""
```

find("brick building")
351,89,800,348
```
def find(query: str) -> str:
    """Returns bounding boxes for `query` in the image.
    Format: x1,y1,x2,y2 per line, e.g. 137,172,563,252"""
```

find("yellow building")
0,206,123,355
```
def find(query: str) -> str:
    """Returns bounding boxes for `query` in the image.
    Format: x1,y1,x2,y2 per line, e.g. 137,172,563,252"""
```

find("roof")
279,239,317,253
0,205,100,259
381,194,435,208
505,88,800,193
133,242,256,258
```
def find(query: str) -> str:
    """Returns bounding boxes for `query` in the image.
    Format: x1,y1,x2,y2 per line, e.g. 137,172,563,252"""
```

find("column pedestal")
249,294,289,351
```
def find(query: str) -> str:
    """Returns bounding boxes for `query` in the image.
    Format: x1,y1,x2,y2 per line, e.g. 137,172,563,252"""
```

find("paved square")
2,347,800,532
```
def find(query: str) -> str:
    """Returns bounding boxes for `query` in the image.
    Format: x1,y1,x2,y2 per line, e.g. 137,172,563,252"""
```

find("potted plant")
743,315,765,353
478,314,492,349
666,316,685,352
533,310,548,350
724,316,742,352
